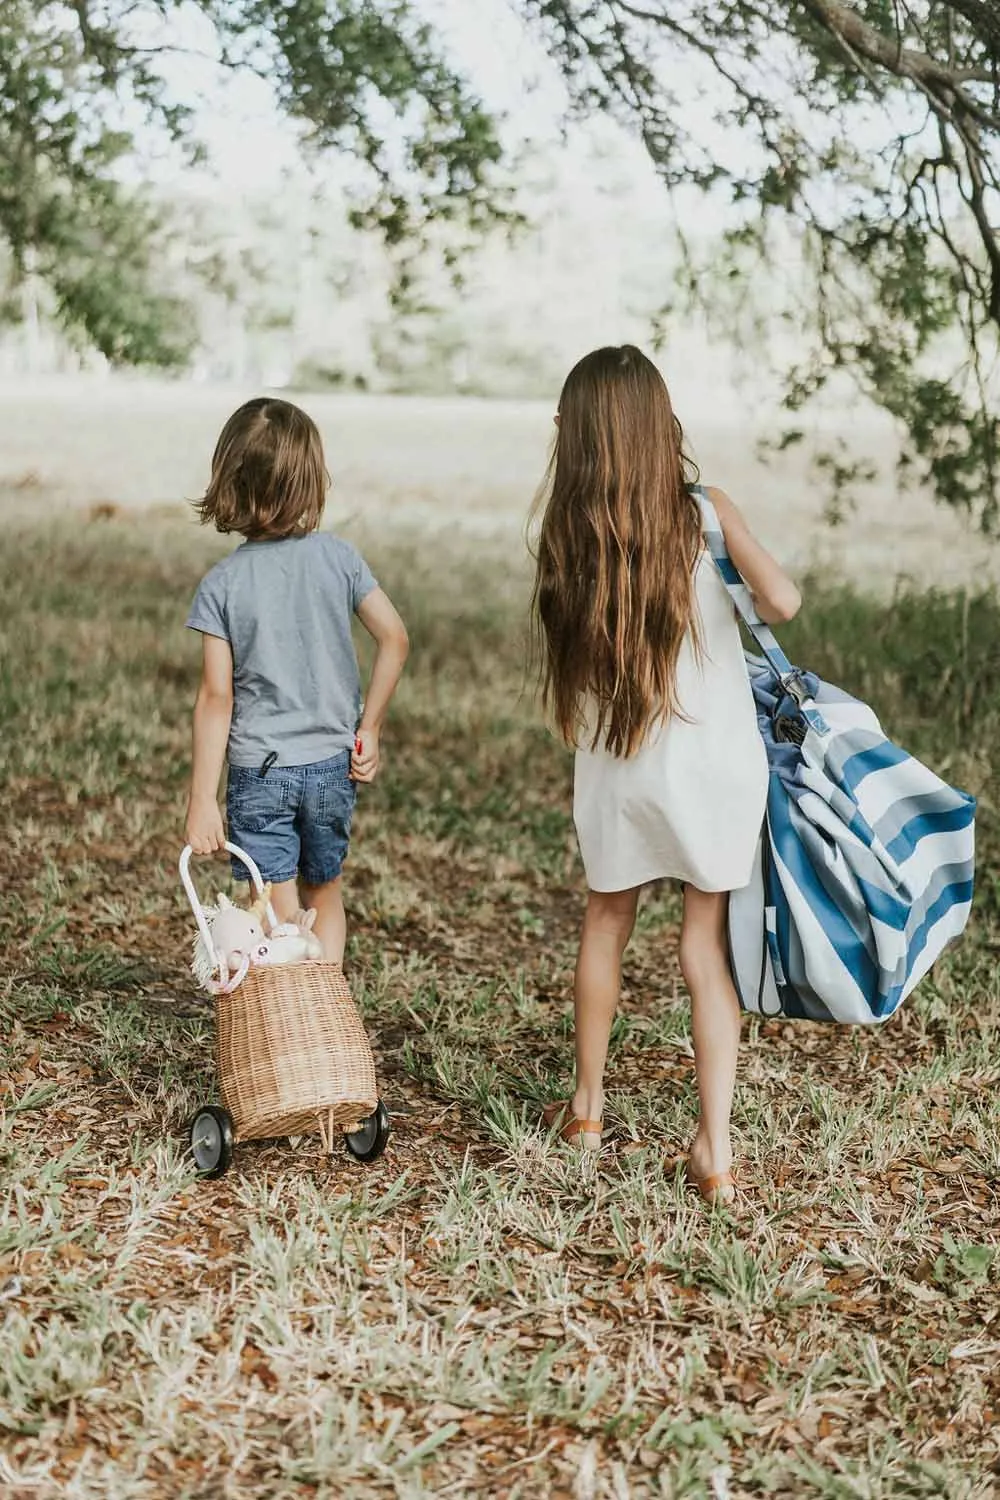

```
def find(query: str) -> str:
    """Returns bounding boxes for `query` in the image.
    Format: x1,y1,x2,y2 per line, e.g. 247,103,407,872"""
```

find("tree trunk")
21,246,42,374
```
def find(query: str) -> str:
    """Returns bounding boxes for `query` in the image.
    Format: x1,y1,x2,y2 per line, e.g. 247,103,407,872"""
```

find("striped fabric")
693,487,976,1025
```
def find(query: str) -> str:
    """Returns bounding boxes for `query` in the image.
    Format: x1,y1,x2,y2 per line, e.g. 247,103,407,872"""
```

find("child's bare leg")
267,878,301,925
299,876,346,964
679,885,741,1184
571,887,640,1125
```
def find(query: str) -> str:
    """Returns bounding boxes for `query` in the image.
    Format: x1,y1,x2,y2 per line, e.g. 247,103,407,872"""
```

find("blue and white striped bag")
694,488,976,1025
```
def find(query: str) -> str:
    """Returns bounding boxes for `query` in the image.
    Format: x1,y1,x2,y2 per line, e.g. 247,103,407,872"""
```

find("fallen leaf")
239,1341,278,1391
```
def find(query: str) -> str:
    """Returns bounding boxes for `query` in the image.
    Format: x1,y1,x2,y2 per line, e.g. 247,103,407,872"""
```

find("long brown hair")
196,397,328,540
531,345,702,758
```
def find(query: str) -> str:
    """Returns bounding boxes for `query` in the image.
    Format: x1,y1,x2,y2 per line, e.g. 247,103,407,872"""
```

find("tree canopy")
0,0,509,363
523,2,1000,528
0,1,997,527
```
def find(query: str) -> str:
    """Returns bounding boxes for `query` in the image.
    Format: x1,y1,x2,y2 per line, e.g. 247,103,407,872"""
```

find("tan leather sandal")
670,1154,738,1206
688,1167,737,1206
542,1100,603,1152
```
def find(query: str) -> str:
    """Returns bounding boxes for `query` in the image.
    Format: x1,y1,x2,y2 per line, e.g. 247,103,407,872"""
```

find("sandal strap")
695,1170,736,1193
542,1101,603,1139
559,1117,603,1137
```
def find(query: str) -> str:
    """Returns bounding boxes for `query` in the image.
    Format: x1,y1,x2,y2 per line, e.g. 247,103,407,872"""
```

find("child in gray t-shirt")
184,397,409,964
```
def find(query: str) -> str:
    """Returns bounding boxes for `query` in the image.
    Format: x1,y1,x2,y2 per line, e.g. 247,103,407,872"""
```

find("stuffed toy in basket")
180,842,390,1178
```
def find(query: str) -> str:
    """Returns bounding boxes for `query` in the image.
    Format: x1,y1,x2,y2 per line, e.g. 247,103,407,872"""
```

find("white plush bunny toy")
264,909,324,968
192,889,323,994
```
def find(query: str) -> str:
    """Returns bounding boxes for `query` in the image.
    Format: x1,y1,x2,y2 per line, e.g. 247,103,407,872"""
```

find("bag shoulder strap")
690,484,828,732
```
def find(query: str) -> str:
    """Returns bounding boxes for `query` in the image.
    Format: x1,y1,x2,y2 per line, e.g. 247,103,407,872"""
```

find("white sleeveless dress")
573,545,768,894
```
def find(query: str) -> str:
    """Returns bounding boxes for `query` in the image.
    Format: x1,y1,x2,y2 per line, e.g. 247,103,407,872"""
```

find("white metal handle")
178,843,280,983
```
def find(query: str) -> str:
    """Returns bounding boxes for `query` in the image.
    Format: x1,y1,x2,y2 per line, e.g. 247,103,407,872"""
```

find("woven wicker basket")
215,962,377,1148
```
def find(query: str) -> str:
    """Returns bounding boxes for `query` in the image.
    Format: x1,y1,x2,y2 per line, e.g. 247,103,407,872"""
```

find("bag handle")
178,843,279,976
691,485,829,736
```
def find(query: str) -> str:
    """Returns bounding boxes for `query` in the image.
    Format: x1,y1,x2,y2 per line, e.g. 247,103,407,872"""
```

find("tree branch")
943,0,1000,52
796,0,997,84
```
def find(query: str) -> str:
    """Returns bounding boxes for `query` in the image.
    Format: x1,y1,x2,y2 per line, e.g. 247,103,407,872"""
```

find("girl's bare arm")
185,634,234,851
707,486,802,625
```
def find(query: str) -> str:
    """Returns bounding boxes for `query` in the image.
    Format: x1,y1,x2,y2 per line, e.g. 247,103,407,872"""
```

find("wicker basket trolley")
180,843,390,1178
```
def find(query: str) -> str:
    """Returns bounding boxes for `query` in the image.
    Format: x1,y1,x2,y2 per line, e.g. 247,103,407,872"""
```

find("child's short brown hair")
196,398,328,540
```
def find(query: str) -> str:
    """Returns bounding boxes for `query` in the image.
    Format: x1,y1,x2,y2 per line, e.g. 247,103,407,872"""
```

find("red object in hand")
355,736,362,754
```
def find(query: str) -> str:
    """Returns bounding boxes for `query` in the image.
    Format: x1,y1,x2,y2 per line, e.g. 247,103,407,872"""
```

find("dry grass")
1,503,998,1499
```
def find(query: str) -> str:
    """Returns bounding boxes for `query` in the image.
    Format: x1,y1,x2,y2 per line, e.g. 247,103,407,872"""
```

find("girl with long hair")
532,345,801,1202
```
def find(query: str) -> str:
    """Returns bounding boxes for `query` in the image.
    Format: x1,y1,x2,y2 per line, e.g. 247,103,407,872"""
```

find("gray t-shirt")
186,531,378,769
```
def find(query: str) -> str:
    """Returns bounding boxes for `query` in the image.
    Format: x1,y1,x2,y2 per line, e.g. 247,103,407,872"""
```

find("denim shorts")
226,752,356,887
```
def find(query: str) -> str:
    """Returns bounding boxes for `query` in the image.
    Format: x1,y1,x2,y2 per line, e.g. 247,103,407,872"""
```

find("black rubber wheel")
344,1100,391,1163
189,1106,235,1179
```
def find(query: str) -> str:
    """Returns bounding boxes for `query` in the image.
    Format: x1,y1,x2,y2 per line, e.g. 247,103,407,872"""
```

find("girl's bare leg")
570,887,640,1126
679,885,742,1187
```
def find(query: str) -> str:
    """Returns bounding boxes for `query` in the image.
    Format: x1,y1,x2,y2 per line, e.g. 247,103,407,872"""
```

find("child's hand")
186,798,226,854
351,729,381,784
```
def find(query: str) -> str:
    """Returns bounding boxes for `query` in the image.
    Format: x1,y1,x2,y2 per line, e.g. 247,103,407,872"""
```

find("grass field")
2,376,999,594
1,436,999,1495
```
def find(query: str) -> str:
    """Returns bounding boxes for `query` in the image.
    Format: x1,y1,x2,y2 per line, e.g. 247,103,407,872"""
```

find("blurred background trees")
525,2,1000,528
0,1,996,526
